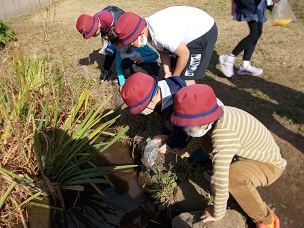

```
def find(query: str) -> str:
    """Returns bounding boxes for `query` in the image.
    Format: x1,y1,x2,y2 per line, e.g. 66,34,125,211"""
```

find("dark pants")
103,50,116,71
121,58,160,79
179,22,218,80
232,21,263,61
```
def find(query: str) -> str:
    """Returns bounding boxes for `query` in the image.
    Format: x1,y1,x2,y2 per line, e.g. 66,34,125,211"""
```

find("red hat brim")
128,77,158,114
84,16,99,39
170,105,224,127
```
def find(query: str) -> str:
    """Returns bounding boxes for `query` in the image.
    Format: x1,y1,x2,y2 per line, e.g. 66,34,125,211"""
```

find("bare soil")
2,0,304,227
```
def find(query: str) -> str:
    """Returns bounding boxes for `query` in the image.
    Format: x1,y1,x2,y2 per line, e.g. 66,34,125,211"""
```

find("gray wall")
0,0,53,20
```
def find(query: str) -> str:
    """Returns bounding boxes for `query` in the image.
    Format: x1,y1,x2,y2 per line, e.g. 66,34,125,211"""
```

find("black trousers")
121,58,160,79
179,22,218,80
103,50,116,71
232,21,263,61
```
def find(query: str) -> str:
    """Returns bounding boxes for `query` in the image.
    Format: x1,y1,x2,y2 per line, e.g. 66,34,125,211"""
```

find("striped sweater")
181,106,287,220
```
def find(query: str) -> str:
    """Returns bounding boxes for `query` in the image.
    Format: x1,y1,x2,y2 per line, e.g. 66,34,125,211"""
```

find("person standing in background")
219,0,280,77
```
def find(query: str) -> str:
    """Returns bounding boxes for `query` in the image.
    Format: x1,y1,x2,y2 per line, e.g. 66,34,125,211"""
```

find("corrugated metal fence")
0,0,53,20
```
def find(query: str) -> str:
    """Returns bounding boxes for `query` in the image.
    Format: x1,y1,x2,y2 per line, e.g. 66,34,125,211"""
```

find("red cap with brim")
170,84,223,127
120,72,158,114
115,12,146,45
76,14,99,39
97,10,114,31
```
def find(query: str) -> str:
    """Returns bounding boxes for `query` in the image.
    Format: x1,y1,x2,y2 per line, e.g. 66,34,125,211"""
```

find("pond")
27,141,166,228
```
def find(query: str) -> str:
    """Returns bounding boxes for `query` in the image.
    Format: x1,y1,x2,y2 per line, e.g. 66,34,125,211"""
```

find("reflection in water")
51,171,152,227
49,141,153,227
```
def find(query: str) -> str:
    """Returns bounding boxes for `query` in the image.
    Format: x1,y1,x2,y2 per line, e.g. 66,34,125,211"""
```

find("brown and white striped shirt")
181,106,287,220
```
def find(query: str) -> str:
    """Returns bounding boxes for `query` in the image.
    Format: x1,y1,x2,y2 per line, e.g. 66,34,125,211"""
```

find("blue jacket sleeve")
116,51,124,76
138,45,159,63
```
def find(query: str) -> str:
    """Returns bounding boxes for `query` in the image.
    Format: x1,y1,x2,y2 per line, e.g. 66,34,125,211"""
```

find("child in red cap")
120,72,189,153
114,6,218,85
170,84,286,228
108,28,160,86
76,6,125,83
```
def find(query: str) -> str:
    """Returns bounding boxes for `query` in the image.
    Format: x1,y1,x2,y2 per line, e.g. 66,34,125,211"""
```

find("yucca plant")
0,50,135,226
30,90,134,209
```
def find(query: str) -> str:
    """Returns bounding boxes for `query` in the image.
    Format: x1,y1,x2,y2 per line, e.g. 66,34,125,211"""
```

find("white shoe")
219,54,235,78
237,64,263,76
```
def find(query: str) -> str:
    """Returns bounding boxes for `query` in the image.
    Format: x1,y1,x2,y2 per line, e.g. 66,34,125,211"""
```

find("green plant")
0,50,135,227
0,20,16,48
144,168,178,205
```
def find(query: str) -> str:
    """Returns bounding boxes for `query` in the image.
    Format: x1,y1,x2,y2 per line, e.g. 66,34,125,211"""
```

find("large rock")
173,179,211,211
172,210,246,228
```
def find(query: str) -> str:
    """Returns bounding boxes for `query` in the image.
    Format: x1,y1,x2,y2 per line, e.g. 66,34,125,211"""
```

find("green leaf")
62,179,107,186
0,167,23,181
16,190,44,209
34,130,44,171
29,202,64,211
0,182,17,210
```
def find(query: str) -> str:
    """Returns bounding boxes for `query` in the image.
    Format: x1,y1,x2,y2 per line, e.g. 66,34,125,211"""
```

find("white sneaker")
237,64,263,76
219,54,235,78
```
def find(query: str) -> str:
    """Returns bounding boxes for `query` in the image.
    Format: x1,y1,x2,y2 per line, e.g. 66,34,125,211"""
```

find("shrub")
0,20,16,49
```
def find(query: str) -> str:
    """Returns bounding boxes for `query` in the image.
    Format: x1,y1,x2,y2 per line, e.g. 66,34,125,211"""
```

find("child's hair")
108,27,120,44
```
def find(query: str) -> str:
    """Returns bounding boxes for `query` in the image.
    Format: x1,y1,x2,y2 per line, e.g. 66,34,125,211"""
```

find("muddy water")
28,141,158,228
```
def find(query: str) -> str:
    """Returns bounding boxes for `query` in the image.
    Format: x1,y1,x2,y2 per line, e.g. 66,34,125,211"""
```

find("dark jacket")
157,77,190,149
234,0,273,17
95,6,125,28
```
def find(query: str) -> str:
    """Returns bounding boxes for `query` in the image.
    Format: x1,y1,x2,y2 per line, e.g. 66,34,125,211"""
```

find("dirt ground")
1,0,304,227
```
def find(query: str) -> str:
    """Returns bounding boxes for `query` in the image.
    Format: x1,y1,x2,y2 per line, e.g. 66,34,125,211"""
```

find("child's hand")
158,143,171,154
153,134,169,144
201,206,217,223
164,72,172,78
134,56,144,64
170,148,183,157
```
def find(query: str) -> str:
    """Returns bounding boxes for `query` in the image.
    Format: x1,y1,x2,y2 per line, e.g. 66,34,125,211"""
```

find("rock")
173,179,211,212
172,210,246,228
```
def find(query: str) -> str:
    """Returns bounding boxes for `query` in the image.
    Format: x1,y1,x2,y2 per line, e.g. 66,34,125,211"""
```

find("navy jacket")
95,6,125,29
234,0,273,17
157,77,189,149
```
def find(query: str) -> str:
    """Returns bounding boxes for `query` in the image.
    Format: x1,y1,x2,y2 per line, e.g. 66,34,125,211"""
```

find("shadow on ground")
203,51,304,153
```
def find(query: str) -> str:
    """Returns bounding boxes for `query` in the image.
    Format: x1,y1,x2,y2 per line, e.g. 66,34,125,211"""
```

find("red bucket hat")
115,12,146,45
120,72,158,114
96,10,114,32
171,84,223,127
76,14,99,39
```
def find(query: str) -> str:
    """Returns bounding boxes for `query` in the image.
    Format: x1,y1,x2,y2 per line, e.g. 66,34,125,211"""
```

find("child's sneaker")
100,69,113,83
112,79,118,85
219,54,235,78
256,212,280,228
237,64,263,76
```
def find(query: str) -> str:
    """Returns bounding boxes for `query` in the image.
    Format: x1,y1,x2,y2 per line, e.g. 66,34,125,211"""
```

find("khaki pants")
229,159,283,224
